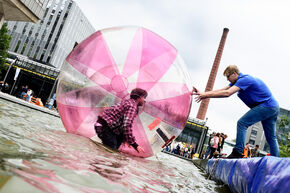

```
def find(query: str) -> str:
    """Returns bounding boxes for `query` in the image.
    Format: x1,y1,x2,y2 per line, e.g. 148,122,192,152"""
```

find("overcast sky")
74,0,290,140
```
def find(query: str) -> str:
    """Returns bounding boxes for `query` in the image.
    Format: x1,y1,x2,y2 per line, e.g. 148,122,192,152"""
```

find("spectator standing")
218,133,228,154
180,143,185,156
217,133,223,153
190,145,195,159
175,143,180,155
204,132,216,159
209,133,219,159
187,145,192,158
220,134,227,153
184,145,189,158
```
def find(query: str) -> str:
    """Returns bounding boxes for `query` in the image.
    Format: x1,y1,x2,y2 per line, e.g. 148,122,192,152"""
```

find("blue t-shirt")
230,73,278,108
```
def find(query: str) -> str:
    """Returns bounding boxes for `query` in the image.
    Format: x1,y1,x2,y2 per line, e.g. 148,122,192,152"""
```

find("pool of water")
0,98,230,193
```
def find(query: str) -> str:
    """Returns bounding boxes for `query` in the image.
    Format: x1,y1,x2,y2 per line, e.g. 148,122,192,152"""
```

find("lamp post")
0,59,17,92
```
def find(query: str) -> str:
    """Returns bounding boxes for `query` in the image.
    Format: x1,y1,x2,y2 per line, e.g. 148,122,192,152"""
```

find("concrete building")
245,107,290,152
245,122,267,150
6,0,95,69
0,0,47,27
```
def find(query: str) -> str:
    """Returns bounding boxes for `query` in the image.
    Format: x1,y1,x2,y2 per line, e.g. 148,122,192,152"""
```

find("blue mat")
206,156,290,193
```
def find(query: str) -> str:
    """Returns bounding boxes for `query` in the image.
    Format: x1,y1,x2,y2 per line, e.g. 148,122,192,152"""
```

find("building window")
14,40,21,52
249,139,255,145
251,129,258,136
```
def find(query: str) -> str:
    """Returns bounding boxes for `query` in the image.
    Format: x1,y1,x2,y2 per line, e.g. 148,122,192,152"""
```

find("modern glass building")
6,0,95,69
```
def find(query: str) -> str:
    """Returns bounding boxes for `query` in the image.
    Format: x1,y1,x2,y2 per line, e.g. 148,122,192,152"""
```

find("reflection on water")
0,98,229,193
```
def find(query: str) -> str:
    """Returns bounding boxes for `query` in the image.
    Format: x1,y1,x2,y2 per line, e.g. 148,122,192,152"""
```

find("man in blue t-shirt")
192,65,280,158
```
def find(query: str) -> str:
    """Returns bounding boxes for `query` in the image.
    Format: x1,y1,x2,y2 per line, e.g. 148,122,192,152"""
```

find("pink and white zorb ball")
56,26,192,158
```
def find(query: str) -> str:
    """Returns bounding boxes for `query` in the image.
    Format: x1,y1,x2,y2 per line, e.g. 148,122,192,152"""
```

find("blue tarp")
206,156,290,193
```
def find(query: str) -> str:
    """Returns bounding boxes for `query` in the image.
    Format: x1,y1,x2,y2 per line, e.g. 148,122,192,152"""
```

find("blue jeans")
235,105,280,157
204,146,211,159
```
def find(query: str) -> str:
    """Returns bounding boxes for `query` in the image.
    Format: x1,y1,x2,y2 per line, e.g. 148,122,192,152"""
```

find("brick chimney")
196,28,229,120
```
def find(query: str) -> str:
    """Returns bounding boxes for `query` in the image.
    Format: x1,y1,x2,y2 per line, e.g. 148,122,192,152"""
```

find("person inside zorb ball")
56,26,192,158
95,88,148,154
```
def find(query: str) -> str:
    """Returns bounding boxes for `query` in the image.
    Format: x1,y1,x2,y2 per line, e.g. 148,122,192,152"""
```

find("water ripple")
0,98,229,193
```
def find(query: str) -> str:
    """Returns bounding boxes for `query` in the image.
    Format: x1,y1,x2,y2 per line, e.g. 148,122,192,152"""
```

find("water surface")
0,98,229,193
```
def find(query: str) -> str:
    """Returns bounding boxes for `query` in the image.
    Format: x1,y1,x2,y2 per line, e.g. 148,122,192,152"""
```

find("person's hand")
136,146,145,153
191,86,199,95
191,87,205,103
194,93,204,103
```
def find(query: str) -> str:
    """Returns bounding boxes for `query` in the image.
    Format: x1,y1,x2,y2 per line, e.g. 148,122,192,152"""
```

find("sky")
74,0,290,140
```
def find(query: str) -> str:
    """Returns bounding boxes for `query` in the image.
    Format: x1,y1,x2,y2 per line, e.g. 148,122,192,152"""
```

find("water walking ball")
56,26,192,158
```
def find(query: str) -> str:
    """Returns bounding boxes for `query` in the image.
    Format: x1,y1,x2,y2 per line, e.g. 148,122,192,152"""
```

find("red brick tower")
196,28,229,120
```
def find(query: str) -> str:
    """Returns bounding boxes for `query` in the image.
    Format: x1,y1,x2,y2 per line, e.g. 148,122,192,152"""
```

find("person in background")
243,143,252,158
217,133,223,153
180,143,185,156
47,98,55,110
251,145,260,157
187,145,192,158
204,132,216,159
175,143,181,155
192,65,280,158
184,145,189,158
209,133,219,159
25,89,33,102
92,88,147,153
46,93,56,110
218,133,227,154
190,145,195,159
20,85,28,99
35,98,44,107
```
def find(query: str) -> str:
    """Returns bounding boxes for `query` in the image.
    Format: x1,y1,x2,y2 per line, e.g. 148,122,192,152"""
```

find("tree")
0,23,12,77
279,115,289,131
278,115,290,157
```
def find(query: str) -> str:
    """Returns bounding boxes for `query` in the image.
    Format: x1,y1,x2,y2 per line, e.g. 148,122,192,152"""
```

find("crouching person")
94,88,147,153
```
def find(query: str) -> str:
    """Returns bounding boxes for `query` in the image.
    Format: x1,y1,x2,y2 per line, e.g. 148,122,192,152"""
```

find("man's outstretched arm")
192,85,240,102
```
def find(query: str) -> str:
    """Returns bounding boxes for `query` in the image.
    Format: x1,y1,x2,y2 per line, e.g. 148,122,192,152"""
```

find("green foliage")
279,115,290,129
279,140,290,157
0,23,12,76
278,115,290,157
